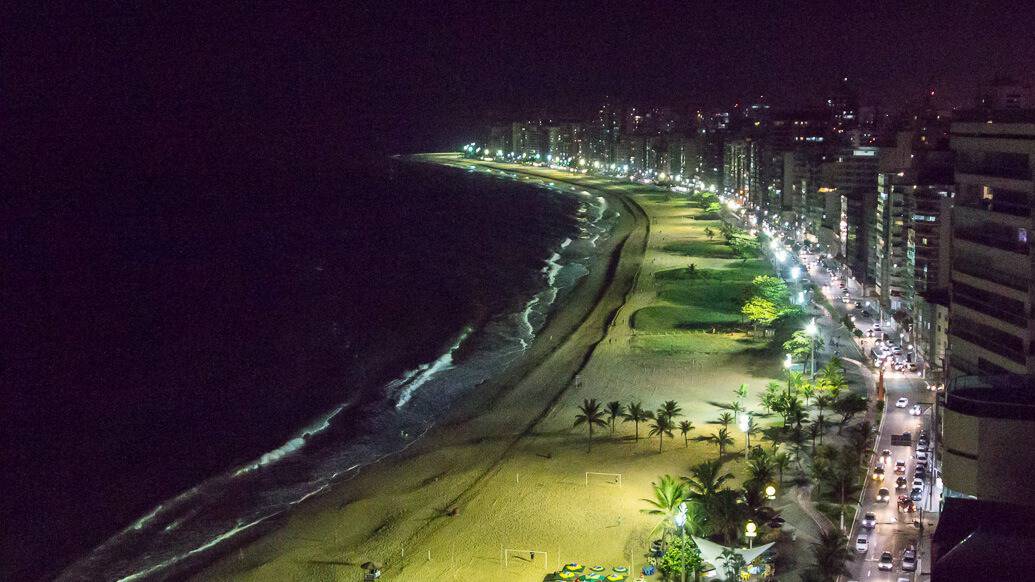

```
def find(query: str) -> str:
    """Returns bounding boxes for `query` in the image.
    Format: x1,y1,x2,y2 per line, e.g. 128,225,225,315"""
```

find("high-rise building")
589,100,622,164
947,111,1035,377
511,120,543,158
817,146,885,280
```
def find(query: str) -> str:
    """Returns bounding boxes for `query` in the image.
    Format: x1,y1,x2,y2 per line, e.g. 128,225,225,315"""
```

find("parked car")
877,488,891,502
896,397,909,408
879,551,895,571
910,404,923,416
913,477,925,489
896,476,909,489
916,450,928,462
866,329,875,337
910,487,923,501
862,512,877,529
856,535,869,553
893,346,903,354
902,546,918,571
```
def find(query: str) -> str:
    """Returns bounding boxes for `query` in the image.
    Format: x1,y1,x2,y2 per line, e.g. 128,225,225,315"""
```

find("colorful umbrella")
590,565,605,572
564,563,585,572
606,575,627,581
613,566,629,573
558,572,575,580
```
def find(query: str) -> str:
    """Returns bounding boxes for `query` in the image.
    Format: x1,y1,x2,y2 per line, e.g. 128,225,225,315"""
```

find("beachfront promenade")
198,154,825,581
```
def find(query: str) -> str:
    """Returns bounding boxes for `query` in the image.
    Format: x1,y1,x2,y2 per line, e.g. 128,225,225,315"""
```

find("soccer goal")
502,547,549,570
585,472,623,486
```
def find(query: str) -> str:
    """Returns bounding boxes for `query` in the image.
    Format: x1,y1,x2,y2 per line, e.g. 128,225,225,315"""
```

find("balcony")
954,227,1030,255
946,375,1035,421
958,197,1031,218
951,325,1027,365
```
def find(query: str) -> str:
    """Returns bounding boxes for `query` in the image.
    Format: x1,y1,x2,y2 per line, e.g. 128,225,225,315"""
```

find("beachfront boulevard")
200,153,881,581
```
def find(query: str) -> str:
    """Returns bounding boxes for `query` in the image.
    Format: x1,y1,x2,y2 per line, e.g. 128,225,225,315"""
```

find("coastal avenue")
801,248,937,582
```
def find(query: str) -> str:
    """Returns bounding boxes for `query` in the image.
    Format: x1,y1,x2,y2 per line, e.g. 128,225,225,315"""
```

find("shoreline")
193,155,649,580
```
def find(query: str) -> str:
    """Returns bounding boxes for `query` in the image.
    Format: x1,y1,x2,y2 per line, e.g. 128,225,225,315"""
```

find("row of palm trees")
574,398,692,452
573,382,766,455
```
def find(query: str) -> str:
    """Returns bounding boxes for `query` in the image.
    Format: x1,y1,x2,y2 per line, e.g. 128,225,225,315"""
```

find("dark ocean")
7,160,617,581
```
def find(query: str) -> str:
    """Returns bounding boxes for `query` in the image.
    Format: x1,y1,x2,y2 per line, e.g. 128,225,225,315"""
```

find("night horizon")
5,3,1035,581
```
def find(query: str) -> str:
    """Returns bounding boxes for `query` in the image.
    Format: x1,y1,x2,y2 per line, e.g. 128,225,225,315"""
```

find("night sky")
6,2,1035,164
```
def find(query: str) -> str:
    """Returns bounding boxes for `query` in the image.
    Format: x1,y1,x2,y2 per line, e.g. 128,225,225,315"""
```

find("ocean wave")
393,327,472,408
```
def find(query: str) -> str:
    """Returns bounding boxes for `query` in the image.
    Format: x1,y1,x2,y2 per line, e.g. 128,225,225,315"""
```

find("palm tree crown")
573,398,609,452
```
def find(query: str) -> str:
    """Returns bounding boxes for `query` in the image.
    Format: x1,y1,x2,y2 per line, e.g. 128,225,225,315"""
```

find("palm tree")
800,382,816,407
573,399,608,452
704,226,715,240
660,400,683,421
697,427,735,457
746,455,775,488
714,411,735,430
773,451,792,486
760,381,782,414
728,400,745,422
807,529,854,581
622,402,654,441
649,413,676,453
735,383,749,402
705,489,745,546
814,393,834,418
641,475,688,536
605,401,625,435
679,420,695,447
684,459,735,499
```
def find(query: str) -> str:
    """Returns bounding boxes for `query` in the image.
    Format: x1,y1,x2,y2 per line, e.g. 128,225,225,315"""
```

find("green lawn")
631,332,767,355
662,240,737,259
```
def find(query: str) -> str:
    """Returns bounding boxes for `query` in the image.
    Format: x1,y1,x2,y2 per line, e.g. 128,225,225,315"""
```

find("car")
913,477,925,489
877,488,891,502
902,546,918,571
916,450,928,462
917,440,929,452
915,469,927,482
910,404,923,416
910,487,923,501
909,362,919,372
896,476,909,489
898,495,915,513
879,551,894,571
855,301,863,308
872,466,886,481
894,460,907,474
881,448,892,460
856,535,869,553
862,511,877,528
866,329,875,337
862,310,873,317
896,397,909,408
893,346,903,354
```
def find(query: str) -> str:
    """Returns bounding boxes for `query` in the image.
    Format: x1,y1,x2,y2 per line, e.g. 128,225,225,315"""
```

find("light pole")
784,354,793,397
739,414,750,459
805,318,818,378
745,521,757,549
674,503,688,582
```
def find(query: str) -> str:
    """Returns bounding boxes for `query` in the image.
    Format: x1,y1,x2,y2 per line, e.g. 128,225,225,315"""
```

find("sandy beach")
197,154,790,581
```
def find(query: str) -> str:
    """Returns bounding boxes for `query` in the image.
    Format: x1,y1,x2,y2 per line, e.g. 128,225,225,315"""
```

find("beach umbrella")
564,563,585,572
558,572,576,580
612,566,629,573
590,565,605,572
606,575,627,581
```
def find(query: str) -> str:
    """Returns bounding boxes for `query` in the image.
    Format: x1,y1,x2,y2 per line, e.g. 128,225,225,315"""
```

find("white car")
916,450,928,461
862,512,877,529
910,404,923,416
902,546,918,571
896,397,909,408
856,535,869,553
878,551,894,571
913,477,925,489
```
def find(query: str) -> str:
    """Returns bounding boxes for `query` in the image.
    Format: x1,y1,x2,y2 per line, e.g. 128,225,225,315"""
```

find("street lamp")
674,502,688,582
765,485,777,500
805,318,818,378
745,521,757,549
739,414,751,458
784,354,793,397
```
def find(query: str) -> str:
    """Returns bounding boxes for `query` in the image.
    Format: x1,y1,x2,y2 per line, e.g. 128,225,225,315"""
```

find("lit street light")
765,485,777,500
805,318,817,378
745,521,757,549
